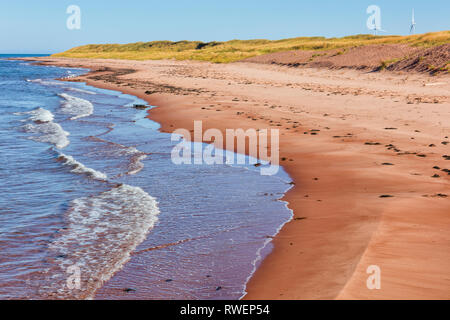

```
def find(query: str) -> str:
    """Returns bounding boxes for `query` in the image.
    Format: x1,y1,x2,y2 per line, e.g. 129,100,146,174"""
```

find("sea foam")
56,153,107,181
18,107,70,149
27,78,65,86
47,184,160,299
16,107,54,122
58,93,94,120
68,87,97,95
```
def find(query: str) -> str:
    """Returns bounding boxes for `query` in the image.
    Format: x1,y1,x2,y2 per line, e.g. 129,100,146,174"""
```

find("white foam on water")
63,73,78,79
123,146,147,175
56,153,107,181
58,93,94,120
68,87,97,95
27,78,65,86
127,154,147,175
27,79,96,95
23,122,70,149
47,184,160,299
18,107,70,149
15,107,54,122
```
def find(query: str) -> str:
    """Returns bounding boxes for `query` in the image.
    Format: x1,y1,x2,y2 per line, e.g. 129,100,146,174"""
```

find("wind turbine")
372,25,379,35
410,9,416,34
372,25,387,36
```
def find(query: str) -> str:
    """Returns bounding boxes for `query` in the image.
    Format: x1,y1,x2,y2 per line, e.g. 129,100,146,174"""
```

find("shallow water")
0,56,292,299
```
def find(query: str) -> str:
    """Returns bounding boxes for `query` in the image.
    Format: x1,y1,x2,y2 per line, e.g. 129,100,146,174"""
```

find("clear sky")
1,0,449,53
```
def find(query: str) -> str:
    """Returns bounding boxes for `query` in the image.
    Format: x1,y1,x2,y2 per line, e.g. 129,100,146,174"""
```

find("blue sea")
0,55,292,299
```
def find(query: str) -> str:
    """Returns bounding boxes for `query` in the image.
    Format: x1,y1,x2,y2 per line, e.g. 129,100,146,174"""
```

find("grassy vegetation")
379,58,401,70
53,31,450,63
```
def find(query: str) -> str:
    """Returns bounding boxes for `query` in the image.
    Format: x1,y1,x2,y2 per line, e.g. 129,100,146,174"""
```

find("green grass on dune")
53,31,450,63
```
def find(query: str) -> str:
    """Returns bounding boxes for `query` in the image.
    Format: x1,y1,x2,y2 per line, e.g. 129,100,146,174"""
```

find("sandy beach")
21,57,450,299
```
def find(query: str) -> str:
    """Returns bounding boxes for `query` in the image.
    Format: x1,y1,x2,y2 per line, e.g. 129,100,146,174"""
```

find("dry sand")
21,57,450,299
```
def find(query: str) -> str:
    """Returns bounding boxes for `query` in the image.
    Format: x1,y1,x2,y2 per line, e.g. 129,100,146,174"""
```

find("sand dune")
245,43,450,74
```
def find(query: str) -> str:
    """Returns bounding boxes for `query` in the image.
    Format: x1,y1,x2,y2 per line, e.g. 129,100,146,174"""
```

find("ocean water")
0,56,293,300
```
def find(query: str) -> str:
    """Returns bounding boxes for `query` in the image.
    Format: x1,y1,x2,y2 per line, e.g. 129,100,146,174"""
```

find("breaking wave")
27,78,65,86
17,107,70,149
15,107,54,122
44,184,160,299
15,76,162,300
58,93,94,120
56,153,108,181
68,87,97,95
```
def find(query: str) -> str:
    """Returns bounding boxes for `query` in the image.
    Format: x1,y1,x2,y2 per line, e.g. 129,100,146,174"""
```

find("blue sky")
1,0,449,53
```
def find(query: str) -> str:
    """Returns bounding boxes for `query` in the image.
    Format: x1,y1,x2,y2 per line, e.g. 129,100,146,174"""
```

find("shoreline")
50,60,296,299
58,63,297,300
19,57,450,299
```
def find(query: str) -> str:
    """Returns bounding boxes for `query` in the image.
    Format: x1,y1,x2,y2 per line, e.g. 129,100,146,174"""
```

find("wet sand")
21,57,450,299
